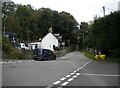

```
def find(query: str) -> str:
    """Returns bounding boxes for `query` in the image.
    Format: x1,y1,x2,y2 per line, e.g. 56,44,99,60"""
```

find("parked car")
33,48,56,61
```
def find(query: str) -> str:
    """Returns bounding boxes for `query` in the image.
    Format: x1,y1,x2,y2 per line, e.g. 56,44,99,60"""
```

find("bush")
111,48,120,58
84,51,95,60
2,37,24,59
2,37,13,55
9,48,24,59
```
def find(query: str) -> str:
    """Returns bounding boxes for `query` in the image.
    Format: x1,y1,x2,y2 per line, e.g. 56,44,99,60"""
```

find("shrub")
2,37,13,55
111,48,120,58
9,48,24,59
84,51,95,60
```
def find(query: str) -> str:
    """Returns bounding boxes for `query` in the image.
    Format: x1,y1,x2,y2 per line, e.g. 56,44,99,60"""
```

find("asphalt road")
2,51,119,87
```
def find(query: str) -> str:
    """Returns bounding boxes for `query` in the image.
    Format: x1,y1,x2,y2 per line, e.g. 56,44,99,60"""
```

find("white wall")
41,33,59,51
28,42,41,50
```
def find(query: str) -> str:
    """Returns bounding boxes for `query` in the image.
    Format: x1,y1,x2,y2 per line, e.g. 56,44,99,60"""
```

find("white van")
19,43,29,50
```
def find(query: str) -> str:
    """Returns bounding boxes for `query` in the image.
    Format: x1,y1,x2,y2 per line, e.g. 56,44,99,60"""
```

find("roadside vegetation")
81,49,120,62
80,50,95,60
2,37,24,59
2,2,120,62
2,36,75,59
79,11,120,62
2,3,79,59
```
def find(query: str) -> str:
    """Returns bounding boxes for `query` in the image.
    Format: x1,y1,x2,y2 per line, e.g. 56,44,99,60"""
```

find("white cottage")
41,27,59,51
28,42,41,50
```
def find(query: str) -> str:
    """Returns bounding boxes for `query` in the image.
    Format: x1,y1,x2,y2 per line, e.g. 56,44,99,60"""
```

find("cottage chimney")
48,27,53,33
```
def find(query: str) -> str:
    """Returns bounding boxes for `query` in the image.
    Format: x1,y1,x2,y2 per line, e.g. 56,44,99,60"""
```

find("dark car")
33,48,56,61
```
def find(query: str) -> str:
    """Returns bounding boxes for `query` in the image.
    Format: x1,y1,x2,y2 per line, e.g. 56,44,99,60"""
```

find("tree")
91,11,120,58
80,22,89,48
4,3,80,49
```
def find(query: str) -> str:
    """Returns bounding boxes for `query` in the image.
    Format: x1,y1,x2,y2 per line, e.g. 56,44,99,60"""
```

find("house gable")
41,33,59,51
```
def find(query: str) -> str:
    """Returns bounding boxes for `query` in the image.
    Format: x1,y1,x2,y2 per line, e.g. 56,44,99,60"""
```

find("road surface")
1,51,119,88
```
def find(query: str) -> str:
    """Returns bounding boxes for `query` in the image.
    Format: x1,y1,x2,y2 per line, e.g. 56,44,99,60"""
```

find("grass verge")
80,49,120,62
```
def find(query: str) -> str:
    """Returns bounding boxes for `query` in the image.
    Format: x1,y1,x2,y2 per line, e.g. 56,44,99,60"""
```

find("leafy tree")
91,11,120,58
79,22,89,48
3,3,79,50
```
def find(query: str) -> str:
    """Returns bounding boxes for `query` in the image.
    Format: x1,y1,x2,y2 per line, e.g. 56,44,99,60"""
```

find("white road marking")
79,60,93,70
57,87,62,88
11,62,16,63
79,67,83,69
0,62,3,64
28,60,31,61
49,60,93,87
9,61,13,63
18,61,22,62
53,81,61,85
73,70,77,73
67,78,74,82
2,62,7,64
46,85,53,88
70,72,75,75
81,73,120,77
60,77,66,81
66,75,71,78
61,82,69,86
1,60,35,64
76,69,79,71
72,75,77,78
7,61,12,63
46,60,94,88
76,73,80,76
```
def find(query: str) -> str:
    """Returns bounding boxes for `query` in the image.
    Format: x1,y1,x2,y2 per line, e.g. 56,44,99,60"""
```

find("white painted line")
66,75,71,78
70,72,75,75
76,69,79,71
73,70,77,73
7,61,12,63
18,61,22,62
81,73,120,77
0,62,3,64
61,82,69,86
72,75,77,78
57,87,62,88
11,62,16,63
85,60,93,65
76,73,80,76
46,85,53,88
53,81,61,85
79,67,83,69
2,62,7,64
50,60,93,87
68,78,74,82
60,77,66,81
79,60,93,70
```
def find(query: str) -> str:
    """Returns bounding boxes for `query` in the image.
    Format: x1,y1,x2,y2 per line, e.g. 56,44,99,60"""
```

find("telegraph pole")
103,6,105,17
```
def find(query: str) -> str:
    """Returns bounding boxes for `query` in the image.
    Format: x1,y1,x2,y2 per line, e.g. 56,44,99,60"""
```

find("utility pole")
103,6,105,17
2,1,15,36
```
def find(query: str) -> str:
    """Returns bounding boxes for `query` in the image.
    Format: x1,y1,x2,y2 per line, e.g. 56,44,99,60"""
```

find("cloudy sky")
12,0,120,23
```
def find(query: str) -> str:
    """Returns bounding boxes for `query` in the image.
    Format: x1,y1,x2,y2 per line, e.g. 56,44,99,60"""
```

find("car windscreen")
43,49,51,54
34,49,42,55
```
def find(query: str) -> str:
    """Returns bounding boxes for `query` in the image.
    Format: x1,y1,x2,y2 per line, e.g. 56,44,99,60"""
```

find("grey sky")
11,0,120,23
